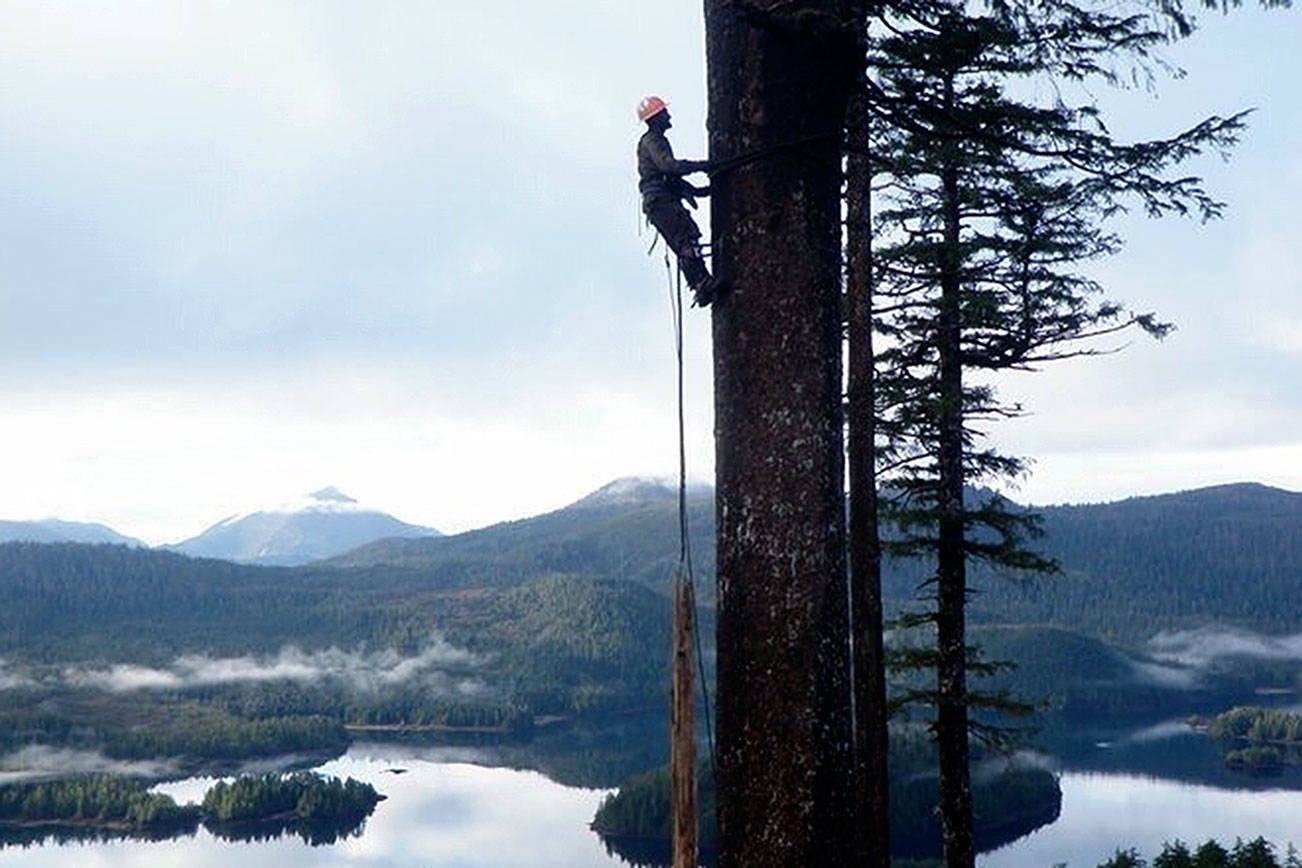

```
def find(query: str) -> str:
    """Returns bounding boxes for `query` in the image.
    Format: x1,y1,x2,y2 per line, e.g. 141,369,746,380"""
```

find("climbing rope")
708,131,840,176
664,250,718,782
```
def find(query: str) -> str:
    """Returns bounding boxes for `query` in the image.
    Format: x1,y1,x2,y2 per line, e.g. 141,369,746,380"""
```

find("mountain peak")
169,488,440,565
310,486,356,504
572,477,712,509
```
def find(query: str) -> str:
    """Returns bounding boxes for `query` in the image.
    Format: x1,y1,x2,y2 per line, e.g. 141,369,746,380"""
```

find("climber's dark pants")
644,198,711,289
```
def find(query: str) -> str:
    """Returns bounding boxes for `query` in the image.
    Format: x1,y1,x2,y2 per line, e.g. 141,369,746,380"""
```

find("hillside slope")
951,483,1302,640
0,542,669,717
330,480,1302,642
326,478,716,594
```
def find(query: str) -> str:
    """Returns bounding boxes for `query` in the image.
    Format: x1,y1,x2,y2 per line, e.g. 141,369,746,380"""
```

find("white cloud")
0,746,176,784
0,0,1294,542
63,639,485,694
0,658,35,691
1148,627,1302,669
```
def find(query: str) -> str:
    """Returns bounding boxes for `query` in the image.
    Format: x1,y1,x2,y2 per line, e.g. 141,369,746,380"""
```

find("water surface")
5,717,1302,867
0,749,623,868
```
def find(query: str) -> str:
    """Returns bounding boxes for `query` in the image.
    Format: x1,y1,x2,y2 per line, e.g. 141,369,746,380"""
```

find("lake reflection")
0,751,626,868
7,717,1302,867
983,773,1302,867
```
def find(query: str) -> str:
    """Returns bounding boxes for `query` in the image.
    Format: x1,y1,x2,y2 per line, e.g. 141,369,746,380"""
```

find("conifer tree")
856,2,1245,865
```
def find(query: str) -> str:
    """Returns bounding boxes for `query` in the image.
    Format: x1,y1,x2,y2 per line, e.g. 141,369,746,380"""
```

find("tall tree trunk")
935,69,975,868
846,85,891,868
704,3,858,866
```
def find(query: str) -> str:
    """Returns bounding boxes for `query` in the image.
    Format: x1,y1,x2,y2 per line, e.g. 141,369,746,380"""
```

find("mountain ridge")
0,519,144,547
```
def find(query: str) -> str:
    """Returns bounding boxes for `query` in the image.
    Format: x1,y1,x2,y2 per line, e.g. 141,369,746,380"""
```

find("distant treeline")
0,775,196,829
1099,838,1301,868
1208,707,1302,745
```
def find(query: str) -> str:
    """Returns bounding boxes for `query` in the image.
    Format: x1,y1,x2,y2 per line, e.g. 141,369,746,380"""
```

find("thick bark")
704,2,859,866
846,86,891,868
671,571,697,868
935,69,975,868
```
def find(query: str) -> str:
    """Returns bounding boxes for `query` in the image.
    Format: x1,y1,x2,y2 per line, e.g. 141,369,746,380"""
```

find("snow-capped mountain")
569,476,711,509
167,487,441,566
0,519,144,547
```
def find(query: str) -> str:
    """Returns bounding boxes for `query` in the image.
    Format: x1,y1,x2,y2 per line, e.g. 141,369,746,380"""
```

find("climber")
637,95,722,307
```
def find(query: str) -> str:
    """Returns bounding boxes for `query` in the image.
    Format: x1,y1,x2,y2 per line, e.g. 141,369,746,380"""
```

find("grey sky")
0,2,1297,542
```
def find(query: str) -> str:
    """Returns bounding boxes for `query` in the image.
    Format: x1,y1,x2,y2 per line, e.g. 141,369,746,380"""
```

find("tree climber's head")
637,95,671,131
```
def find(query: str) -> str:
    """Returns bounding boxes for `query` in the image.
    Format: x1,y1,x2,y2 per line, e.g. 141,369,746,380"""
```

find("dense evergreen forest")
0,775,197,830
957,485,1302,640
327,481,1302,640
0,543,672,723
201,772,381,823
0,481,1297,767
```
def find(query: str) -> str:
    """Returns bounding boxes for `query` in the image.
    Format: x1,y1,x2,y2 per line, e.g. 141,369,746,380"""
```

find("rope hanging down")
664,250,717,781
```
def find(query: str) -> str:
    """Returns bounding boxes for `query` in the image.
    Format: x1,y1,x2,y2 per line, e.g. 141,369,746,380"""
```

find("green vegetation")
5,483,1293,674
326,485,717,596
0,775,198,829
0,771,380,850
0,690,349,765
0,542,672,723
1098,838,1300,868
949,485,1302,642
1208,708,1302,745
1204,708,1302,772
202,772,381,823
0,480,1297,770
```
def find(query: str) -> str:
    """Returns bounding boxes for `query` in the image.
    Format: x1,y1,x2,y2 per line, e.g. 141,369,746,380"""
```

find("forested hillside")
0,542,670,721
330,480,1301,642
956,484,1302,640
0,480,1296,754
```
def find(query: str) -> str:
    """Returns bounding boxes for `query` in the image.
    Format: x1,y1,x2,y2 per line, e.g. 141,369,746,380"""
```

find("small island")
1200,707,1302,773
0,771,383,849
0,775,199,834
203,771,384,824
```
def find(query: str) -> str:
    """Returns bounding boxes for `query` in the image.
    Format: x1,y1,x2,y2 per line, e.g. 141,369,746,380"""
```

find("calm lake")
3,717,1302,867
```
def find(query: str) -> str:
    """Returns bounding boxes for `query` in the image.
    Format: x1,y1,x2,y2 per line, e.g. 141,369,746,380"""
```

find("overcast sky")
0,2,1297,544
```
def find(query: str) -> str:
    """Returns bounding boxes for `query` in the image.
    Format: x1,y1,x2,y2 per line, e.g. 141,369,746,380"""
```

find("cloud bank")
62,637,486,694
0,746,177,785
1148,627,1302,669
0,658,35,691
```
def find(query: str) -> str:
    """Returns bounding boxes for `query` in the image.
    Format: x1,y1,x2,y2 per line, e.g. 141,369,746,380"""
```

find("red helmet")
637,95,667,123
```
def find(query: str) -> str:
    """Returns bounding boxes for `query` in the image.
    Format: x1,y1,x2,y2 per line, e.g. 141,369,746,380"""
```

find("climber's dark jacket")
638,129,709,206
